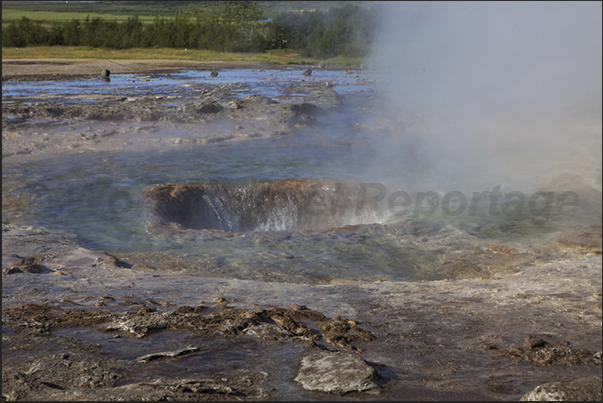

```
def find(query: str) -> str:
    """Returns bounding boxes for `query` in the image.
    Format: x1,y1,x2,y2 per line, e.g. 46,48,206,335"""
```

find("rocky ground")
2,59,602,401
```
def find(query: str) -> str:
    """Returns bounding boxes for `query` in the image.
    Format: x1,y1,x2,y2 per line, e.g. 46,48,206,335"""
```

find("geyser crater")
143,178,382,233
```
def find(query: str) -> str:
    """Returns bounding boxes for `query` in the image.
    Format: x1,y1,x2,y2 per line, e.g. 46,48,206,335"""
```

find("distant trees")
2,16,47,47
1,2,378,59
274,4,378,59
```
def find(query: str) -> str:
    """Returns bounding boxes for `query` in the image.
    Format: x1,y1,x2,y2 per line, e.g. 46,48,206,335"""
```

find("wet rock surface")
3,223,601,401
520,374,602,401
2,328,262,401
2,303,375,350
2,60,602,400
295,351,381,394
501,344,602,366
2,300,382,400
1,88,333,142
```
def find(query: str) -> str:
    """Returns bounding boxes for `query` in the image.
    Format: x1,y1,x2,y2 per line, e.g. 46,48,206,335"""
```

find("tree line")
2,2,378,59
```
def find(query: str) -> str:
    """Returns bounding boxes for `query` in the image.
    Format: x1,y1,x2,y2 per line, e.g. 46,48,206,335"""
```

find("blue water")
3,68,450,283
4,126,374,246
2,67,375,103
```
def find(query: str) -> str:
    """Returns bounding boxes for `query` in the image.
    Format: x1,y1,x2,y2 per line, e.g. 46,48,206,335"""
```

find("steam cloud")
367,1,602,193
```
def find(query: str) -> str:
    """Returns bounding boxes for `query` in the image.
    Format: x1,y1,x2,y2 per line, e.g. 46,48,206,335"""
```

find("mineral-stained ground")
2,59,602,401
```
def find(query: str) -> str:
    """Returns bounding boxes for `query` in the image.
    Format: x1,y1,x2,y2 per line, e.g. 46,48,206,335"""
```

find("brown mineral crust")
553,227,602,253
2,303,375,351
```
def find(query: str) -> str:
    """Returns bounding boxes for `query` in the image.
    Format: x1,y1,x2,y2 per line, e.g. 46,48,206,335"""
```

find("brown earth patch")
552,227,602,254
500,345,602,366
435,243,537,279
2,303,375,351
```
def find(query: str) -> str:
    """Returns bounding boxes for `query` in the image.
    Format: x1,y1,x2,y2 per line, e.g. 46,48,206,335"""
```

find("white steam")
367,1,602,192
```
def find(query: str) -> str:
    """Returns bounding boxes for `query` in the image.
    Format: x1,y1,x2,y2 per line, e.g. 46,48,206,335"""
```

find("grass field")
1,46,364,67
2,1,366,67
1,9,158,26
1,1,353,25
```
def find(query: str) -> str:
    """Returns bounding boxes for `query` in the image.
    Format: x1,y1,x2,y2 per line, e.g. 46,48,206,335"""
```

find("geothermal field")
2,2,602,401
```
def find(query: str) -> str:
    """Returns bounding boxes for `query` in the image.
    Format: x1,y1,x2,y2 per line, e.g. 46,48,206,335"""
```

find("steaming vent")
143,179,381,233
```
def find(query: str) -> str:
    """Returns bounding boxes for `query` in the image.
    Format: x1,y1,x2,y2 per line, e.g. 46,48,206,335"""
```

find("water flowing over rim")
142,178,383,234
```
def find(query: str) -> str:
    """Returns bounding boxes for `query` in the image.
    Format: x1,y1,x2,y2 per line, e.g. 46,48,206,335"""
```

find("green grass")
2,9,157,28
1,1,358,24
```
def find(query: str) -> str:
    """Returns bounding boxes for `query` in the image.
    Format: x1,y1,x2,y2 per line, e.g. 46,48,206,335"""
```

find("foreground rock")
520,375,602,401
295,352,380,394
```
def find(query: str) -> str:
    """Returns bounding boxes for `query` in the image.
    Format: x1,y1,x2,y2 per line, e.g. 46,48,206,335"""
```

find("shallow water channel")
2,67,373,102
